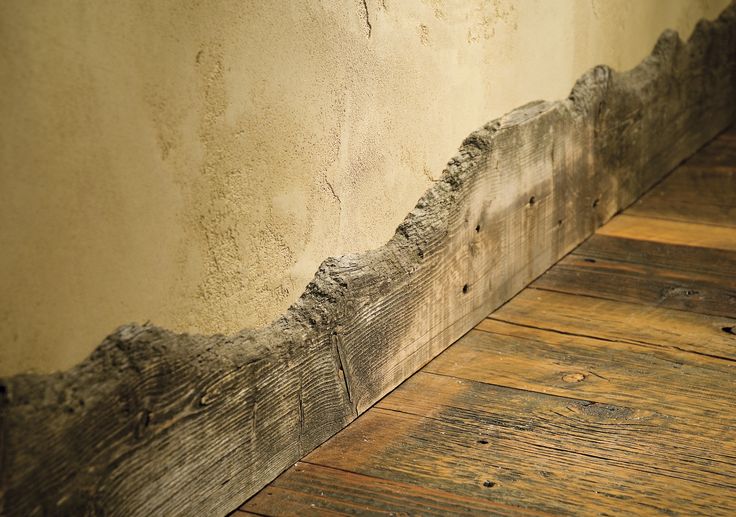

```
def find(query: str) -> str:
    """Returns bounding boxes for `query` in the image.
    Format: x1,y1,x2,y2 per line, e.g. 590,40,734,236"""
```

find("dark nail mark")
592,198,600,208
475,224,481,233
583,258,596,263
529,196,536,206
462,284,469,294
722,326,735,335
478,439,489,444
483,480,496,488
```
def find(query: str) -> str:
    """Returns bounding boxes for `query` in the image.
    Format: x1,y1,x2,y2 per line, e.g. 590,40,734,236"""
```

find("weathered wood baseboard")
2,5,735,515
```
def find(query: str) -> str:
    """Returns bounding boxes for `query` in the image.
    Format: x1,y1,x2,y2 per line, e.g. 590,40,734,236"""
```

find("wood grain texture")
244,461,545,516
3,6,736,516
243,118,736,516
244,373,736,516
577,232,736,278
531,252,736,317
428,323,736,420
597,214,736,251
490,288,736,362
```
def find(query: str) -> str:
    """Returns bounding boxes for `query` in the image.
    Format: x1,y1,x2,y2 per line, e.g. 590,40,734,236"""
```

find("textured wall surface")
0,0,731,375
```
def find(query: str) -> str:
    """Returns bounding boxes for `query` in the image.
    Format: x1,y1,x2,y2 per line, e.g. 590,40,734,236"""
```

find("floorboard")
236,127,736,516
427,324,736,420
628,130,736,227
532,253,736,317
490,288,736,361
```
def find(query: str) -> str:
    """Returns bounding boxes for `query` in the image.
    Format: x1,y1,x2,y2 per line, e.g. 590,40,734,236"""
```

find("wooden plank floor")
235,126,736,516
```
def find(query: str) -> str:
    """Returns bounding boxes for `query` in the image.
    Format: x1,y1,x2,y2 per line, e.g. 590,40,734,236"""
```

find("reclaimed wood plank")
242,461,546,516
490,288,736,362
531,252,736,318
577,233,736,278
428,323,736,420
271,373,736,516
3,8,736,516
597,215,736,251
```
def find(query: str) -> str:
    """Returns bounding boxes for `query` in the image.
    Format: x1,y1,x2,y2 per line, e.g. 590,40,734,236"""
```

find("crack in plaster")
361,0,372,38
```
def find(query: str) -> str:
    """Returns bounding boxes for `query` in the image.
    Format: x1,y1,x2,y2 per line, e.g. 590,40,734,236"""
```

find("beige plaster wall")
0,0,730,375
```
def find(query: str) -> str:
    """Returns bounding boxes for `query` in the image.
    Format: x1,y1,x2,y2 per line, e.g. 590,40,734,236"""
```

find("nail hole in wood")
722,326,735,335
478,439,489,444
583,258,596,263
529,196,536,206
462,284,469,294
475,224,481,233
557,219,563,226
592,198,600,208
483,480,496,488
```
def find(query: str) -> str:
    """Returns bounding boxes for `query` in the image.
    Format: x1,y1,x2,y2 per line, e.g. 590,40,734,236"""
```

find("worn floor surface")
235,126,736,516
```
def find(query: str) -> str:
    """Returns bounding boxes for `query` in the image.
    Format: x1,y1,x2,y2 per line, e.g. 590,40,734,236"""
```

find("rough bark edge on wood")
1,4,735,516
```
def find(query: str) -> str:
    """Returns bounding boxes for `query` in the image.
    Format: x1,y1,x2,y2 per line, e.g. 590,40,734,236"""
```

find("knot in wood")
562,372,586,383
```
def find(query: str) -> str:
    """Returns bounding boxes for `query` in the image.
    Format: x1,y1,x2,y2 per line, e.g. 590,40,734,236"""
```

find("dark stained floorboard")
237,128,736,516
